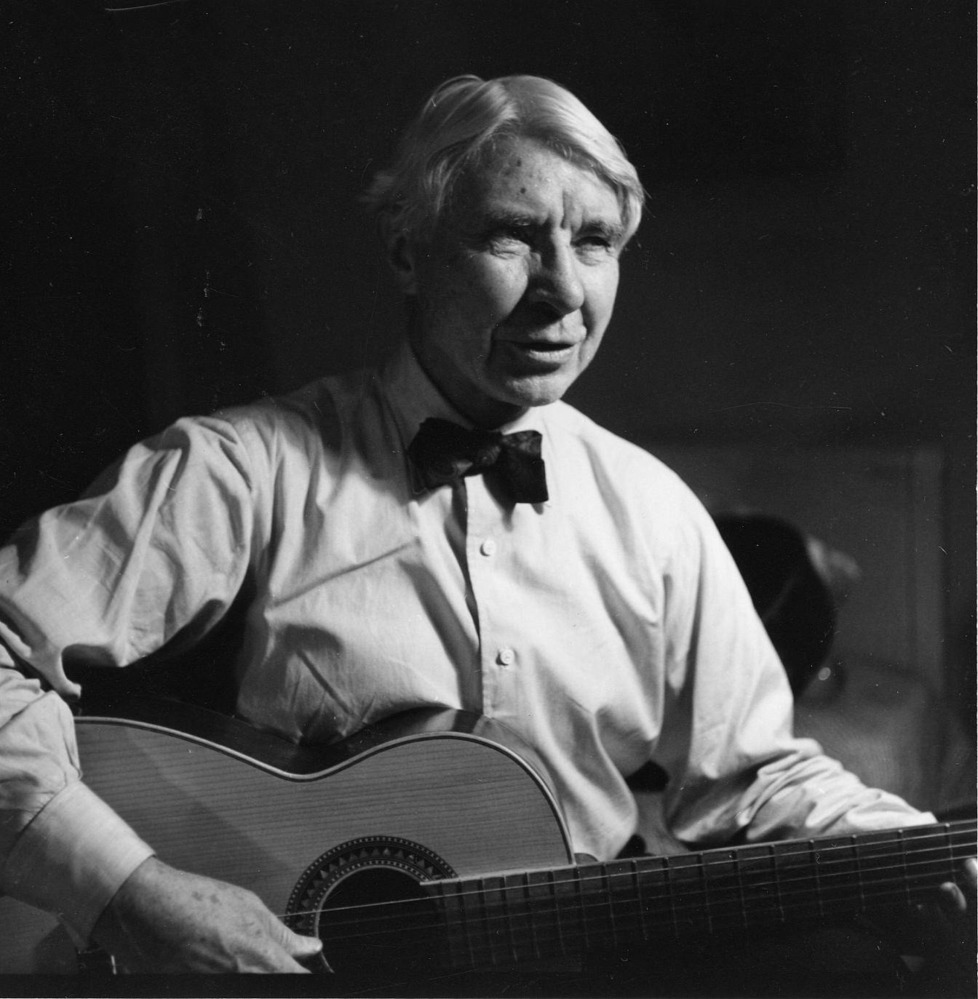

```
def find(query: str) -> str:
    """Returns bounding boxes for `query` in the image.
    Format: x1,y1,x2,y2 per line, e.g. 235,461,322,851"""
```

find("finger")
962,857,978,893
938,881,967,915
272,933,323,974
264,914,323,958
288,932,324,958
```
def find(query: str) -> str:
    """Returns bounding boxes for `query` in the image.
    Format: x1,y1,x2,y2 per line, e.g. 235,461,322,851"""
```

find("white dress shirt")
0,342,927,943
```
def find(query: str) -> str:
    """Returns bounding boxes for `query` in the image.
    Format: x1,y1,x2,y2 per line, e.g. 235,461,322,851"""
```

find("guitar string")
278,828,972,928
276,832,974,944
289,852,968,923
291,864,965,931
285,878,966,967
277,825,973,920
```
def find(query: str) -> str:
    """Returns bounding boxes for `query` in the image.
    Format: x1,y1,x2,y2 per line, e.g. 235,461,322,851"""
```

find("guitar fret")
432,878,476,970
944,823,956,882
596,864,611,950
499,874,521,965
662,856,680,937
521,871,541,960
701,854,715,934
898,829,911,906
852,835,866,914
480,875,505,967
546,868,568,957
809,840,825,919
515,866,556,955
732,849,748,931
603,862,623,951
455,880,477,969
553,864,584,953
503,870,547,964
515,870,552,962
632,860,650,942
857,826,918,910
574,866,590,951
767,842,786,922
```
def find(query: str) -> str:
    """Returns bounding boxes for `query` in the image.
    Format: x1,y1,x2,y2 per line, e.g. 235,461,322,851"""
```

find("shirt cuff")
1,780,155,944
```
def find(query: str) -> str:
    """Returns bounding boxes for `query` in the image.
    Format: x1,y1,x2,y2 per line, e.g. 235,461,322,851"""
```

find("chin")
501,375,575,410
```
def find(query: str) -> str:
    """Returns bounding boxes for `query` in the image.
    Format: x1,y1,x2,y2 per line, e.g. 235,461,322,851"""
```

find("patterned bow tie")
407,417,548,504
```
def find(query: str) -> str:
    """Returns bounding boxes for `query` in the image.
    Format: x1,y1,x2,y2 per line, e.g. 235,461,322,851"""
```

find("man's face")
401,136,626,427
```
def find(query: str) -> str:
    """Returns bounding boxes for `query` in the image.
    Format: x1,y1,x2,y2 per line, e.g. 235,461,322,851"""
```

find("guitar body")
0,707,573,975
2,700,973,981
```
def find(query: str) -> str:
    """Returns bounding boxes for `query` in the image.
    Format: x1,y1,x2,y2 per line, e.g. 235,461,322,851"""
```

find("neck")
405,336,527,430
415,819,974,972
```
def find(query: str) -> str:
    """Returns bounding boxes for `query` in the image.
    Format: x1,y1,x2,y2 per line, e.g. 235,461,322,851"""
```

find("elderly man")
0,75,970,983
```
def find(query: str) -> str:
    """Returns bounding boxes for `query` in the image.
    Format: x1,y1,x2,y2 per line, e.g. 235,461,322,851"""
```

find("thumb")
263,908,323,957
279,923,323,957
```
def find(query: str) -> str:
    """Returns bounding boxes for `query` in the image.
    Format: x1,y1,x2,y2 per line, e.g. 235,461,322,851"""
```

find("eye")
575,232,619,258
493,224,533,243
484,223,536,256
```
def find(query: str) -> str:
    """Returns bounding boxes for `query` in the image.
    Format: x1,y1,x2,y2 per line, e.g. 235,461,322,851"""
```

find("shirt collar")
380,340,551,503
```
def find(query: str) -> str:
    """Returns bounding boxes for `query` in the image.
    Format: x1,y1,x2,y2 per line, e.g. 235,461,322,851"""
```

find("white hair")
364,74,645,243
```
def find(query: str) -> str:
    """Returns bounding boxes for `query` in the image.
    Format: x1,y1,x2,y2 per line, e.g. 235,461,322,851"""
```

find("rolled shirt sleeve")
653,495,932,846
2,770,156,944
0,416,257,939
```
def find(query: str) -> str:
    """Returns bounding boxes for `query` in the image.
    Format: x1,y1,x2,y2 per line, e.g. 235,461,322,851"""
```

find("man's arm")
93,857,323,973
0,667,155,938
0,668,321,971
653,496,940,844
0,415,321,970
648,494,977,926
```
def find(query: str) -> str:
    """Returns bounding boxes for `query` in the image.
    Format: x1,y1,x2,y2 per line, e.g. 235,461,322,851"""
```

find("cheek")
462,259,525,317
586,269,619,323
420,253,526,336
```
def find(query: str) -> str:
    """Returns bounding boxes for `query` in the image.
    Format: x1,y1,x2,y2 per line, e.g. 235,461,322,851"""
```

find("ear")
385,225,420,296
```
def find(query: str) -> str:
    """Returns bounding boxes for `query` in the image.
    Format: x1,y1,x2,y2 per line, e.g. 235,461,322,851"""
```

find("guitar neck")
426,819,976,969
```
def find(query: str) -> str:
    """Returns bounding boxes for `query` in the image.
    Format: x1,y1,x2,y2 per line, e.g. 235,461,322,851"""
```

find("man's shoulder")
545,402,716,562
210,369,373,454
544,400,691,492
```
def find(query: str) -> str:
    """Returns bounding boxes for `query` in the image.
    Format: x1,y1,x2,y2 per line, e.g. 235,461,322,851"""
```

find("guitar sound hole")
287,836,456,979
316,868,441,977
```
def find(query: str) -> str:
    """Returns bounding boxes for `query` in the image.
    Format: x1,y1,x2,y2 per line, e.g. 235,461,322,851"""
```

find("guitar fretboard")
424,819,974,969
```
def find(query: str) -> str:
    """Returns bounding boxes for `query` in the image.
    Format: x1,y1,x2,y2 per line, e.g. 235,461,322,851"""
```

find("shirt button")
480,538,497,557
497,648,515,667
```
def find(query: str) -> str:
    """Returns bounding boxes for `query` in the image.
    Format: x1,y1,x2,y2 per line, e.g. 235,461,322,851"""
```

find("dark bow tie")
408,417,548,504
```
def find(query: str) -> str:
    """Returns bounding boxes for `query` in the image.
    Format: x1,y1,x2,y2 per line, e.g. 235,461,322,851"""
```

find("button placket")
463,475,521,715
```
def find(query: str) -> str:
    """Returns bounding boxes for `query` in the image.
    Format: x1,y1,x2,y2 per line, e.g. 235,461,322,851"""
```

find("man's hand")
91,856,323,973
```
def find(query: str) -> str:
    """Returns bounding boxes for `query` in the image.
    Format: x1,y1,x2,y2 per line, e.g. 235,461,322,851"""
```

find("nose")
528,241,585,316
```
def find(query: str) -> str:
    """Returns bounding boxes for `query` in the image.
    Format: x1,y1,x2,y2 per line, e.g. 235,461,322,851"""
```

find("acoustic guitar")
0,700,972,978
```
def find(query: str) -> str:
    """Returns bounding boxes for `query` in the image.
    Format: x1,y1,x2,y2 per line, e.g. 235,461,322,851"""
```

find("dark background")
3,1,974,726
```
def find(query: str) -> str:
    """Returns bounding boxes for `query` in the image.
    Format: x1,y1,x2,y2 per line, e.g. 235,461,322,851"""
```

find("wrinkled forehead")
449,135,623,227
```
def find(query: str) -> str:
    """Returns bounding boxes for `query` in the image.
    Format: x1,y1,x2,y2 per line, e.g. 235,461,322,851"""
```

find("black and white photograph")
1,2,975,995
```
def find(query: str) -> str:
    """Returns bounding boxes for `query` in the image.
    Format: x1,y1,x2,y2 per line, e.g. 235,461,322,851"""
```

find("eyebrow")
480,210,536,230
479,211,626,244
582,218,627,244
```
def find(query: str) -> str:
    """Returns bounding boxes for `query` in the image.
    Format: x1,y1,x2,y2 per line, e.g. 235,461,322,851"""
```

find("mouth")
498,337,581,367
